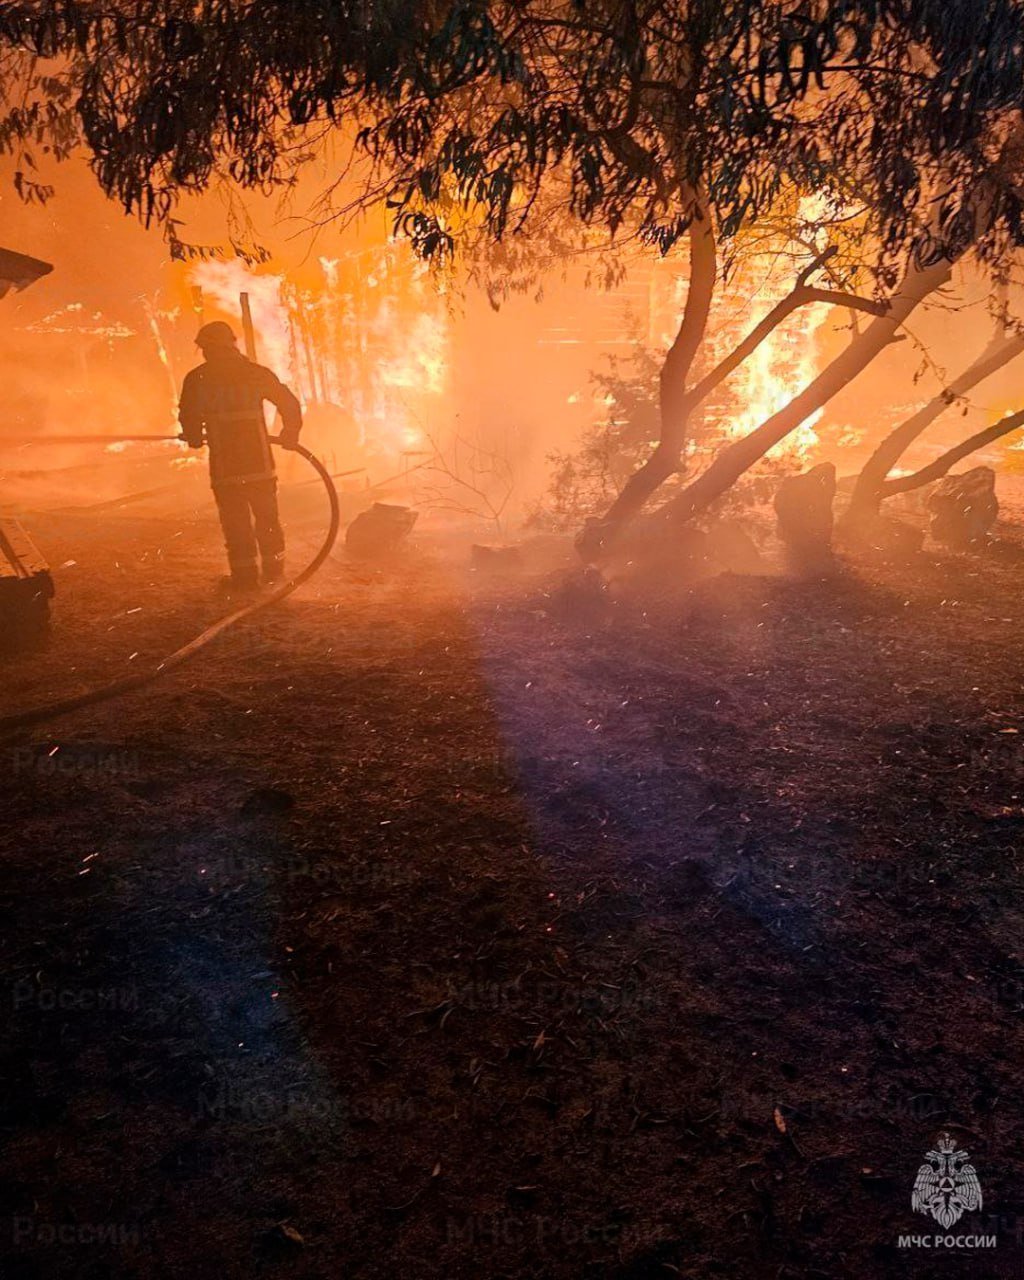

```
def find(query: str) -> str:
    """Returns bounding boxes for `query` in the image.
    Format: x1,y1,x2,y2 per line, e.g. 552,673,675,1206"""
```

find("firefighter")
178,321,302,591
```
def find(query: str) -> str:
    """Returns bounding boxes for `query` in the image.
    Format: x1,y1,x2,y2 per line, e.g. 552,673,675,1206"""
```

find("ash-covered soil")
1,492,1023,1279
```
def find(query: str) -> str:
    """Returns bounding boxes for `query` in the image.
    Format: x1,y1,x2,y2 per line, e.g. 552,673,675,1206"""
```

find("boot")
216,568,260,596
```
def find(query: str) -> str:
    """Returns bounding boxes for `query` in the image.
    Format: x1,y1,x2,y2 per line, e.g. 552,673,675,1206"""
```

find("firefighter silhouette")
179,321,302,589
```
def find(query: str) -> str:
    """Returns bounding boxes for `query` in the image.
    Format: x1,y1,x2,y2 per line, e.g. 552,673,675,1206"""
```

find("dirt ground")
2,482,1024,1279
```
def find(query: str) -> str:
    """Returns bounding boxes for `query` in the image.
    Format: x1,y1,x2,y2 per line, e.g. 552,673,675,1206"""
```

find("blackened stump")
928,466,998,549
345,503,418,558
774,462,838,574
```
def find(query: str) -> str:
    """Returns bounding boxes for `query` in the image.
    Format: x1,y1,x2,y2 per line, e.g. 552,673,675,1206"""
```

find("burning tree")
6,0,1024,557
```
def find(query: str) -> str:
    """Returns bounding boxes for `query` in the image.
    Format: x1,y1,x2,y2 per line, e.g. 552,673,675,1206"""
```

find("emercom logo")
911,1133,983,1229
898,1132,995,1251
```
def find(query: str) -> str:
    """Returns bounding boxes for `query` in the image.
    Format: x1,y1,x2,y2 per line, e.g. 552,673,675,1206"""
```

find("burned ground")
1,497,1023,1279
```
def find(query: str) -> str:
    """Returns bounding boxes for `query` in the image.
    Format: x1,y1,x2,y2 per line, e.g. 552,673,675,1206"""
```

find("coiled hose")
0,438,340,735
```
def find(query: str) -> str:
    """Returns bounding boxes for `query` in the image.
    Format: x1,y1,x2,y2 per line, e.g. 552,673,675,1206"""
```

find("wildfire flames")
185,249,448,462
729,295,829,460
2,173,854,519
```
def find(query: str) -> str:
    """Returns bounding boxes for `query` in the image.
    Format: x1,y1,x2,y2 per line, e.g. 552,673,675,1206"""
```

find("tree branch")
798,287,889,316
882,410,1024,495
684,247,856,411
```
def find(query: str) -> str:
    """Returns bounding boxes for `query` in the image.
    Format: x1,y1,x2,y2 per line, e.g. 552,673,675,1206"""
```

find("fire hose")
0,436,340,734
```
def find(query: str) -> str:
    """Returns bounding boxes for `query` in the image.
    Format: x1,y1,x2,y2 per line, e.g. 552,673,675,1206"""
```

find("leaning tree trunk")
646,252,958,532
593,214,716,533
880,407,1024,496
847,332,1024,519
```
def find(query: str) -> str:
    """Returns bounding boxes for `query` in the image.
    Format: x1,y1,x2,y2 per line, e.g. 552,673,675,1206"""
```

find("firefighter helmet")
195,320,238,350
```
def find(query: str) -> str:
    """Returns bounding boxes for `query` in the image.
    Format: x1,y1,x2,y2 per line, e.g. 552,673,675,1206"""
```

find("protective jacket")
178,348,302,486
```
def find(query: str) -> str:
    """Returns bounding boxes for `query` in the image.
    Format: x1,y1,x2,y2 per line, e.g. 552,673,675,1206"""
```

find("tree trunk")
881,408,1024,495
647,254,956,531
848,333,1024,517
593,214,716,529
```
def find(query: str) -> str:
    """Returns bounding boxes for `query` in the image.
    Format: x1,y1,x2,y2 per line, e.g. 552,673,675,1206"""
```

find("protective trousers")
213,478,285,584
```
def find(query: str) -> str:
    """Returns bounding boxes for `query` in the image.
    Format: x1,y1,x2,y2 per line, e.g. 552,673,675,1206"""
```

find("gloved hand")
277,430,301,452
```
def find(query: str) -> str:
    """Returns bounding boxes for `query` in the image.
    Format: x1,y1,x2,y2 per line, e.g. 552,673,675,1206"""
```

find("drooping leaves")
0,0,1023,269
